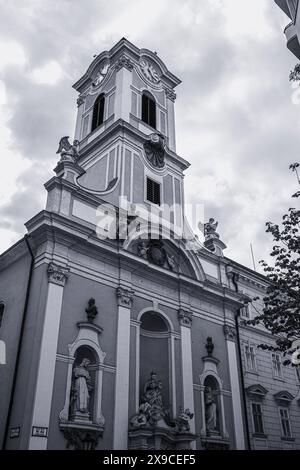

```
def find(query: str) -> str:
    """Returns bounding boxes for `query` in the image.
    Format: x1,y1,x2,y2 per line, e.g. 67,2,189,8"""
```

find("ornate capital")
165,87,176,102
115,55,133,72
178,309,193,328
223,324,237,342
47,263,69,287
116,287,134,308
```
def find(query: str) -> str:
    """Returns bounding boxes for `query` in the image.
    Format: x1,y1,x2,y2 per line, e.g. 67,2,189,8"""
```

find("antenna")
250,243,256,272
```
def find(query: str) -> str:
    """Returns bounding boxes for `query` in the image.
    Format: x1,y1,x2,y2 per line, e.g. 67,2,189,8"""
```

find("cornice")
78,118,190,171
23,211,252,309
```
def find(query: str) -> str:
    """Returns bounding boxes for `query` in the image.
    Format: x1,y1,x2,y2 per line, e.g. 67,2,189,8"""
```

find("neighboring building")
0,38,299,451
275,0,300,58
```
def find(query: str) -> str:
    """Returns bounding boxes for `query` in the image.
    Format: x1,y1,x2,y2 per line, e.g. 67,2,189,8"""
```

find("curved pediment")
123,230,206,282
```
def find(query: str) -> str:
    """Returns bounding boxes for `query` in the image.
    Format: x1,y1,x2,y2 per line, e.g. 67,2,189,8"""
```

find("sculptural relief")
143,133,165,168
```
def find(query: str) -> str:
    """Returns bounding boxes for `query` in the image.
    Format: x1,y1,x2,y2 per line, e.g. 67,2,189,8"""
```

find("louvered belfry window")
146,177,161,205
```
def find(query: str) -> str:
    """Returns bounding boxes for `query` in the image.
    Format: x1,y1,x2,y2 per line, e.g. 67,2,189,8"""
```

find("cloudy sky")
0,0,299,271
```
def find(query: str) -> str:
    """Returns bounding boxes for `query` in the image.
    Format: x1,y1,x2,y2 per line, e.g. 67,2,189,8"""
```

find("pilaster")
28,263,69,449
223,323,246,450
177,309,195,446
113,286,134,449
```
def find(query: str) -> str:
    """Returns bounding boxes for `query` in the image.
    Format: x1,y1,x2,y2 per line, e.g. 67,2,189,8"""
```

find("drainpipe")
231,272,251,450
2,234,34,450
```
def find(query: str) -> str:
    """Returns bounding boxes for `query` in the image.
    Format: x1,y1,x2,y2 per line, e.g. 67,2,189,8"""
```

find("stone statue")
204,386,217,433
204,218,219,239
166,254,177,271
174,408,194,433
205,337,214,357
72,358,92,415
56,136,79,162
143,371,163,409
130,372,166,428
85,298,98,323
137,241,148,260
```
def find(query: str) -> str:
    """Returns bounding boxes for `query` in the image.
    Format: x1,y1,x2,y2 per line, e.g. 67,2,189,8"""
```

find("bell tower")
47,38,190,241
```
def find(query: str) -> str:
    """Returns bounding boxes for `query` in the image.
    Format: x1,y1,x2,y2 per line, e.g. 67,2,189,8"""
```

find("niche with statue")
59,299,106,450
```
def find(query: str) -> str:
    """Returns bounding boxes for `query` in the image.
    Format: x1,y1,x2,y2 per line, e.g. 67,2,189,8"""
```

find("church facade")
0,38,299,451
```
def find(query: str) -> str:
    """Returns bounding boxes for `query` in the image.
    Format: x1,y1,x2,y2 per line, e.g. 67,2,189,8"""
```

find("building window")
142,92,156,129
241,305,250,318
245,344,257,372
279,408,292,439
0,303,4,328
91,94,105,132
272,353,283,379
251,402,265,435
146,177,161,205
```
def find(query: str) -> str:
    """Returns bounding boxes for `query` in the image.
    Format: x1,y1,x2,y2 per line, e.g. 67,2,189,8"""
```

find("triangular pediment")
245,384,268,399
273,390,294,405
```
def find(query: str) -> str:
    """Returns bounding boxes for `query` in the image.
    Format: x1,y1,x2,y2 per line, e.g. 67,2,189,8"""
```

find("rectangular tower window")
279,408,292,438
146,177,161,205
272,353,283,378
251,403,264,435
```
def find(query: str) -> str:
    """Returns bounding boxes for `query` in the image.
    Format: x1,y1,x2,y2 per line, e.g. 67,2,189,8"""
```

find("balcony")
284,21,300,59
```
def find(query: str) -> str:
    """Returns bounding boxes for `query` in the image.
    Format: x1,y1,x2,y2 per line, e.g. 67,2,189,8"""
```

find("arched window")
141,92,156,129
91,94,105,132
0,303,4,328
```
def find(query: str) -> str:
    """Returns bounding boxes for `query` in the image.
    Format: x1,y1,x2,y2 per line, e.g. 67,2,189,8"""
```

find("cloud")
0,0,299,271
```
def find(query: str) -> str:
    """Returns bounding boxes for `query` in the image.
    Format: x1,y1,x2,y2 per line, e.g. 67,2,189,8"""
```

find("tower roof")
73,37,181,93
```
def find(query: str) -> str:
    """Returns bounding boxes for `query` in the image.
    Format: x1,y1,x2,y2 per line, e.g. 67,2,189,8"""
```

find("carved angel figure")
137,241,148,260
174,408,194,433
56,136,79,162
204,218,219,238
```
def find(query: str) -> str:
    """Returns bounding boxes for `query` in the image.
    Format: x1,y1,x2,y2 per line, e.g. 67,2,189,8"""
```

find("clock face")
92,62,110,86
140,59,160,83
